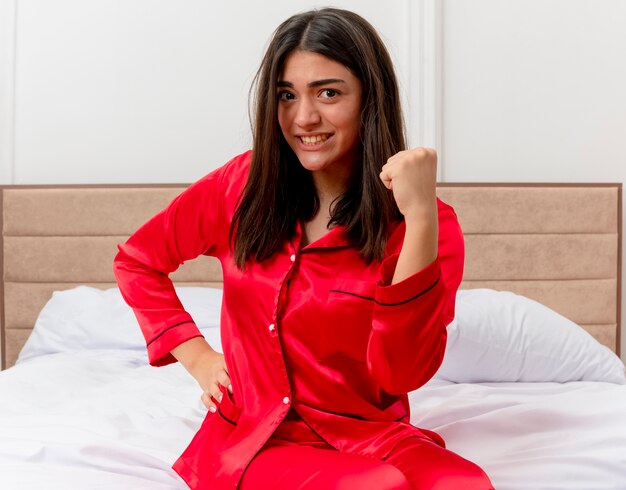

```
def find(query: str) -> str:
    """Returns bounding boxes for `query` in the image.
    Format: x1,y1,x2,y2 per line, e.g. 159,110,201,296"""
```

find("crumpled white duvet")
1,350,625,490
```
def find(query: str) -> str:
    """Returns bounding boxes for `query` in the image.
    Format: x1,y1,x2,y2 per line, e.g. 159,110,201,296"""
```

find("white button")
283,396,290,405
269,323,275,332
290,254,296,262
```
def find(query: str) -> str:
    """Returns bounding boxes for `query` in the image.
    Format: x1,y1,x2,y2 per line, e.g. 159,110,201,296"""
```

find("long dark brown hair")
231,8,405,269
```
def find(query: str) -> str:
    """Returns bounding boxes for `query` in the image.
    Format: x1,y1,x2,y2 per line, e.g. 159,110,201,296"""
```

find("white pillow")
18,286,223,363
435,289,626,384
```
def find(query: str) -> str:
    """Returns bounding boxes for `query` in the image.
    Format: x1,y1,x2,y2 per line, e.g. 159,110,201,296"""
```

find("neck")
311,169,351,215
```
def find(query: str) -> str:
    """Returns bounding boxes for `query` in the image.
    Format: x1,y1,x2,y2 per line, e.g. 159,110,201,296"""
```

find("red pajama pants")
240,412,494,490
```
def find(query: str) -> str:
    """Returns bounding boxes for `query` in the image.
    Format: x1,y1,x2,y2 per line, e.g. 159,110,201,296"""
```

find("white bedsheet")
1,351,625,490
0,351,193,489
410,379,626,489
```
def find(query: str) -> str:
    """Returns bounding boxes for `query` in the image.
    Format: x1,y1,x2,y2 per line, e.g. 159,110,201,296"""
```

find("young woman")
114,8,494,490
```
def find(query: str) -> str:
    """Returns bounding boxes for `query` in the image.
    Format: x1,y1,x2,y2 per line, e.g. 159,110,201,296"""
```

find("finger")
201,383,224,413
386,149,407,165
379,170,393,190
201,391,217,413
209,382,224,404
216,370,233,394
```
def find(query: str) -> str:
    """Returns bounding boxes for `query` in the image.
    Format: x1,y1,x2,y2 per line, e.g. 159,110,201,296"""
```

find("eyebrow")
277,78,346,88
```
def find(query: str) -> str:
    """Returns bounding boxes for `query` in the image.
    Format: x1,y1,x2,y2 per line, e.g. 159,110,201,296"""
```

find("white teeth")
300,134,329,145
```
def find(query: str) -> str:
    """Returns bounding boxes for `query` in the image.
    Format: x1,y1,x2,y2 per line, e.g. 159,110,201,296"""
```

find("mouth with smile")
297,133,332,148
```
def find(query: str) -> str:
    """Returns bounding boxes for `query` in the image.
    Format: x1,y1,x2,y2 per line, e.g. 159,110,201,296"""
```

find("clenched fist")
379,147,437,220
380,147,439,284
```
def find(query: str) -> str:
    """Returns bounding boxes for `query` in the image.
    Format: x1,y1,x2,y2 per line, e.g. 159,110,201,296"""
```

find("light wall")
440,0,626,361
0,0,421,184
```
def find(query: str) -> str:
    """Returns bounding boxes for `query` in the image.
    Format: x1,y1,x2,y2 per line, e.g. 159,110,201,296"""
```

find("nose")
294,96,321,128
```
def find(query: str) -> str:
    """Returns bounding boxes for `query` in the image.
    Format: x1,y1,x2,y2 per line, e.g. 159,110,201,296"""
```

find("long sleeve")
366,201,464,394
113,161,234,367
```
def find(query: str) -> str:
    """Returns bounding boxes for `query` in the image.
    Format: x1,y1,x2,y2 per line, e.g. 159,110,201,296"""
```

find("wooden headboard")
1,183,622,369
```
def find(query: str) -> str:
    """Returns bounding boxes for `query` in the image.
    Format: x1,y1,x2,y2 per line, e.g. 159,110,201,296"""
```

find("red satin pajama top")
113,150,465,489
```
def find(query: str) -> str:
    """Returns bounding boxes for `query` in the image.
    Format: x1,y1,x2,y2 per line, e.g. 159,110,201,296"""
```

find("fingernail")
209,406,216,413
217,393,223,402
228,385,233,393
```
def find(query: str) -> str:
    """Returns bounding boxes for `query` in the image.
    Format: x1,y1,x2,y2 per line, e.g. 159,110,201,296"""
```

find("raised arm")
368,148,464,394
379,147,439,285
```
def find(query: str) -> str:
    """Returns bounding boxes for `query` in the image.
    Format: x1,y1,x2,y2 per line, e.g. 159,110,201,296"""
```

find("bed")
0,183,624,489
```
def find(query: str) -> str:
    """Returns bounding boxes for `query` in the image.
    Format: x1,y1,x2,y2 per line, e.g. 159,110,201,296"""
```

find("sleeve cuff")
146,318,204,367
375,255,441,306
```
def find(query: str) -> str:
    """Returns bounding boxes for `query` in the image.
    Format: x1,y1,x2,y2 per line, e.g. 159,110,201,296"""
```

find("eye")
278,91,295,101
320,89,339,99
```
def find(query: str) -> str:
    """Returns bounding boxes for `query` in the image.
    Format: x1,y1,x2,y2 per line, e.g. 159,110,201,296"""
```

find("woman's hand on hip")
171,337,232,413
196,349,233,413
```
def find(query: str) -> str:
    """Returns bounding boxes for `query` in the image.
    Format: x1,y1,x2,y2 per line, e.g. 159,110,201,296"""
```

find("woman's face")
277,50,362,181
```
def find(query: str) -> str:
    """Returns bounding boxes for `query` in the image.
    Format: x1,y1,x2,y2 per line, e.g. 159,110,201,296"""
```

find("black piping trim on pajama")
329,274,441,307
217,407,238,426
147,320,195,346
330,290,376,301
